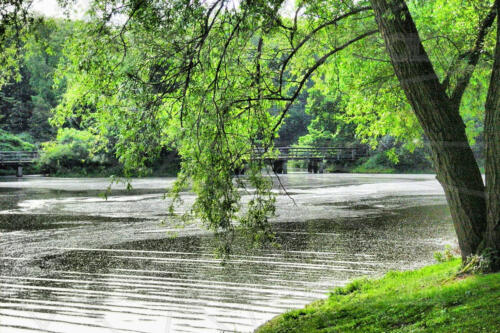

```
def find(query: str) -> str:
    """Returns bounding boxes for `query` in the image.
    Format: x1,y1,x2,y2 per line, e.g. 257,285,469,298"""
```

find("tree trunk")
369,0,488,261
484,0,500,270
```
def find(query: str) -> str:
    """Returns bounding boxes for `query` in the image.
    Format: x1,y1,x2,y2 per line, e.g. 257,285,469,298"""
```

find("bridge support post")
233,166,246,175
16,165,23,178
272,160,287,174
308,159,320,173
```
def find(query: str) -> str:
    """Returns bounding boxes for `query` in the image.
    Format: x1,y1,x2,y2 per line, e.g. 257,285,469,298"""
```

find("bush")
331,277,370,295
0,129,36,151
38,128,111,174
434,245,456,263
352,153,396,173
353,143,433,174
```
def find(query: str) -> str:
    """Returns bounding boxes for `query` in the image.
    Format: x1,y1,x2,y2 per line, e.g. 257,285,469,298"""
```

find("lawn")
256,259,500,332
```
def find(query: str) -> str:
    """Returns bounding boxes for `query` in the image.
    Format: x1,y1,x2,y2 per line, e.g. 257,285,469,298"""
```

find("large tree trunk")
484,0,500,270
369,0,488,260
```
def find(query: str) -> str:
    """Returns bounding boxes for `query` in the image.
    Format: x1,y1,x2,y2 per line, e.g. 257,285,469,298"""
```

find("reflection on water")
0,174,455,332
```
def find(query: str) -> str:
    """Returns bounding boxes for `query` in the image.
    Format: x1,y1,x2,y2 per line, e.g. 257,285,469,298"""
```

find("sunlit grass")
256,259,500,332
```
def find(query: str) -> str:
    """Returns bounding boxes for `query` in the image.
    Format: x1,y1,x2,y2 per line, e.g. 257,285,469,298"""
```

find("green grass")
350,165,396,174
256,260,500,332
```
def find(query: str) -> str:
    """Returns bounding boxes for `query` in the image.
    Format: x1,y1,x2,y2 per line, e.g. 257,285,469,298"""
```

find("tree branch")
272,29,378,133
449,3,497,109
278,6,373,95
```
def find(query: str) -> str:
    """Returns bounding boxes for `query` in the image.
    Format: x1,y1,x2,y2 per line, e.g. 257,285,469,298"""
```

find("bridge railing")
0,151,39,164
252,146,368,160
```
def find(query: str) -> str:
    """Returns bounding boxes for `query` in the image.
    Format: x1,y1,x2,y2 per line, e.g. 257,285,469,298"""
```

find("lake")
0,174,456,332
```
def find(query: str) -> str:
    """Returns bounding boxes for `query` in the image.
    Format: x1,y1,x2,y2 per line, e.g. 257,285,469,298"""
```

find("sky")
30,0,296,20
31,0,90,19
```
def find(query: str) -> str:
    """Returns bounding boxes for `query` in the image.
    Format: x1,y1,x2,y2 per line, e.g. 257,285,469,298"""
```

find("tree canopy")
0,16,72,141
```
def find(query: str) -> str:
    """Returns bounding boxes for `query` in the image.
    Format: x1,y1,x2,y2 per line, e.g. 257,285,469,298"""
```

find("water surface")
0,174,456,332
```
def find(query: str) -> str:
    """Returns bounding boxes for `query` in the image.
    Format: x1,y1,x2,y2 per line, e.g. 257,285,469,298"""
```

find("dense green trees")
297,90,357,148
0,66,34,134
0,129,34,151
38,128,111,174
0,18,71,141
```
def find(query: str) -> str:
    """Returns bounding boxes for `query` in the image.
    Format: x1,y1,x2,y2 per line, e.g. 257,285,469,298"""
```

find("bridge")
0,146,368,176
251,146,368,174
0,151,39,177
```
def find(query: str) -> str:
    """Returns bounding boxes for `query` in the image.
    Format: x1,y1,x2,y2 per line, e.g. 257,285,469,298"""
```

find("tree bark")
369,0,488,260
484,0,500,270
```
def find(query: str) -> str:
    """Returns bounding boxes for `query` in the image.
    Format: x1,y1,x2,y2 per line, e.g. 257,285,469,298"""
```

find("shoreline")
255,259,500,332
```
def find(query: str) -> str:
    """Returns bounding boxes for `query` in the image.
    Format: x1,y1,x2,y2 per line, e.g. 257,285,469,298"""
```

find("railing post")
16,165,23,178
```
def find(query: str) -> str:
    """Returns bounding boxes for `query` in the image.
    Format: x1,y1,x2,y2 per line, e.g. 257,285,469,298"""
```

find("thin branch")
352,53,390,63
422,35,462,54
181,0,224,125
278,6,373,95
273,168,298,207
272,29,378,133
449,3,497,109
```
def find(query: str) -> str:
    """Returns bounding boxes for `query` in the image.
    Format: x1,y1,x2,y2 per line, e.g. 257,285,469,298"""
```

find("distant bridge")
251,146,369,174
253,146,367,161
0,151,39,177
1,146,369,176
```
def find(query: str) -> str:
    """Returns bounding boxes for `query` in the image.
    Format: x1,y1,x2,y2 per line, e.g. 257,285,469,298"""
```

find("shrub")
353,145,433,174
38,128,110,174
434,245,456,263
0,129,36,151
330,277,370,295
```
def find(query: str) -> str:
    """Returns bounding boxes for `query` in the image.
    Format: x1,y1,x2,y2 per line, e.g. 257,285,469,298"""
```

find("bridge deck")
0,151,39,165
252,146,367,161
0,147,366,165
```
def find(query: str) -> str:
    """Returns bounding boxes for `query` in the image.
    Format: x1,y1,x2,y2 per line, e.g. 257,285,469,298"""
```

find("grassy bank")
257,259,500,332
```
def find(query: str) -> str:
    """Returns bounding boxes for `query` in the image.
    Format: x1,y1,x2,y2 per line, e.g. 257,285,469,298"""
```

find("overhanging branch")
448,3,497,109
272,29,378,133
278,6,373,94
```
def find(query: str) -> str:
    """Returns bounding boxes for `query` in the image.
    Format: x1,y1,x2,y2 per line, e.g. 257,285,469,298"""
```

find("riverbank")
256,259,500,332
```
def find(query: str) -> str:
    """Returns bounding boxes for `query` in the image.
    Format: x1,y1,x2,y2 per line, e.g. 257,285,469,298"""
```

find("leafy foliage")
54,0,293,250
0,18,72,141
0,129,35,151
0,66,34,133
298,90,358,148
434,245,457,263
38,128,108,174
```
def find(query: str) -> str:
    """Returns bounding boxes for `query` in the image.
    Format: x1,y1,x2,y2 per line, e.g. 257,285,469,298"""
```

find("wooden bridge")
251,146,368,174
253,146,366,160
1,146,368,176
0,151,39,177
